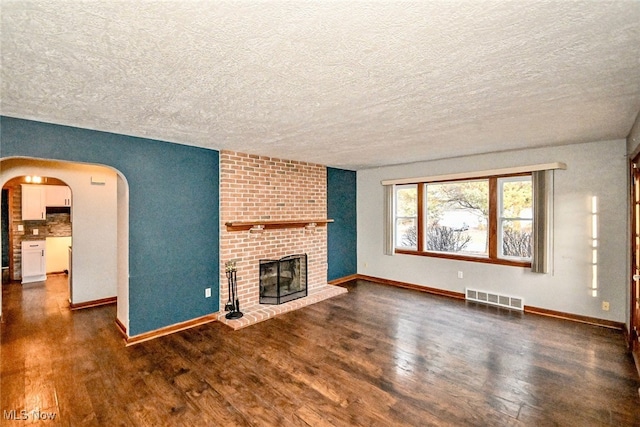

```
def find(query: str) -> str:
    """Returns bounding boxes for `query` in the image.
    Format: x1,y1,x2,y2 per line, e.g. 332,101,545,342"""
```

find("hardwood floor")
1,275,639,426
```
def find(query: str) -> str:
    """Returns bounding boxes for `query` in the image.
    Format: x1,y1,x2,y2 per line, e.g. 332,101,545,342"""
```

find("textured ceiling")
2,1,640,170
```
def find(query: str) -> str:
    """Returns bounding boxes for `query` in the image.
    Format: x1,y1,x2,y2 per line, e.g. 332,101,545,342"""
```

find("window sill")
394,249,531,268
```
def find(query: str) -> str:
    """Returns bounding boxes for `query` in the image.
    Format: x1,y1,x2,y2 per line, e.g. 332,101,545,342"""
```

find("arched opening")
0,157,130,332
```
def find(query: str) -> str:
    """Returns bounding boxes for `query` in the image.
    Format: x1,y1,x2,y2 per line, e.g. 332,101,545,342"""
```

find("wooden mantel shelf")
225,219,334,232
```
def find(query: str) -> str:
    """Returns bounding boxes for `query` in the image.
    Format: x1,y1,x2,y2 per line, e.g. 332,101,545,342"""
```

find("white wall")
116,173,129,330
1,158,118,308
358,140,628,322
627,112,640,157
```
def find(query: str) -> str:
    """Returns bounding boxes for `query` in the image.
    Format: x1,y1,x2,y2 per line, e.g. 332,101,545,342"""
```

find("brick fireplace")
219,151,346,328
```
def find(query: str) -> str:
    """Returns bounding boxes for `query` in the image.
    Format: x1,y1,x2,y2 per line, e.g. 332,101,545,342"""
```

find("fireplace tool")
225,261,243,319
224,277,233,311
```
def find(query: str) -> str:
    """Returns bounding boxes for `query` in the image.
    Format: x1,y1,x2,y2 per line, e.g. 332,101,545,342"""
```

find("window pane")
395,217,417,248
499,176,533,259
395,185,417,249
501,178,532,219
502,219,532,258
425,180,488,255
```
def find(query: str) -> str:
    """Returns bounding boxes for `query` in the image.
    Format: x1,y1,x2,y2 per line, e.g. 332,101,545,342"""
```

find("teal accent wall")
327,167,357,281
1,116,220,335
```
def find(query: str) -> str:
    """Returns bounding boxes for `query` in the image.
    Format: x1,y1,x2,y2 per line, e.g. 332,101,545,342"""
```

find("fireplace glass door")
259,254,308,304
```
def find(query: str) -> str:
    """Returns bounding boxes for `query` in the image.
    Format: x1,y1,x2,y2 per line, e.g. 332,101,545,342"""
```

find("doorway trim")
0,157,130,332
629,155,640,377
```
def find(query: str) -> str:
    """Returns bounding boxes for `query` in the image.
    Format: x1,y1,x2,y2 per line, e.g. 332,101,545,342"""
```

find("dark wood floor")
2,275,639,426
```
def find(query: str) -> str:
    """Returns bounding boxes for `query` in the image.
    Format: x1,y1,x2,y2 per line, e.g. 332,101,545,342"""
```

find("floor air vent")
465,288,524,311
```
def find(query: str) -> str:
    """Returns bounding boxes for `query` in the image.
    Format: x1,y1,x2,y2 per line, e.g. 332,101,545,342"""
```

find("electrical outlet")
457,271,464,279
601,301,610,311
205,288,211,298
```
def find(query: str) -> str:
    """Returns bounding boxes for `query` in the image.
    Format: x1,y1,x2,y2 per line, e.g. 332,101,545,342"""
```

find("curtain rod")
381,162,567,186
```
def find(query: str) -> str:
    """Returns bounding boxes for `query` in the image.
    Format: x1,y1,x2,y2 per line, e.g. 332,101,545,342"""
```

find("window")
394,174,533,267
425,180,489,256
395,184,417,249
498,176,533,260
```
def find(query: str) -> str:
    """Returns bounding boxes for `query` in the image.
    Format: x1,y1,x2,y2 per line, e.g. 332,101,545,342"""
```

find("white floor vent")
465,288,524,311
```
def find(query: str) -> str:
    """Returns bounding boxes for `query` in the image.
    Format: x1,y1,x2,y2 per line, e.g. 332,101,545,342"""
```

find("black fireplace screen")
259,254,308,305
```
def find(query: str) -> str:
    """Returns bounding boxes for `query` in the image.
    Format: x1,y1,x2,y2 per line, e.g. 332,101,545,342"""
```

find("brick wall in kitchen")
220,151,328,310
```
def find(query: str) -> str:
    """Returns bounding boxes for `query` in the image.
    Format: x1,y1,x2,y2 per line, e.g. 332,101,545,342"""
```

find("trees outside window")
425,180,488,255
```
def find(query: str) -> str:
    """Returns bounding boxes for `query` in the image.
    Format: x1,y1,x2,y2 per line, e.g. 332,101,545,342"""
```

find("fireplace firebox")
259,254,308,305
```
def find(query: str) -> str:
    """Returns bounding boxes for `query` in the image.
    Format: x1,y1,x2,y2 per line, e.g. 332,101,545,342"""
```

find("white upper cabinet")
21,184,46,220
45,185,71,207
22,184,72,220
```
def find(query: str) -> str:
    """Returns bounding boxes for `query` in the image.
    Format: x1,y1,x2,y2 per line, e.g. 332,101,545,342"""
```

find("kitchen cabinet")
45,185,71,207
22,240,46,283
21,184,46,220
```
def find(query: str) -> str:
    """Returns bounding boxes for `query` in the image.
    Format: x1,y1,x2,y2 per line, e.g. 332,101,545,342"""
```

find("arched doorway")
0,157,130,332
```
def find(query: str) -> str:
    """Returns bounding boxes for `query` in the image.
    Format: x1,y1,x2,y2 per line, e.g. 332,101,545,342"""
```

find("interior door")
630,159,640,365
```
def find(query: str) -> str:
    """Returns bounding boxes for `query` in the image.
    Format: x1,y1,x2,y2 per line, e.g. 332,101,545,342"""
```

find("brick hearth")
217,284,347,330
